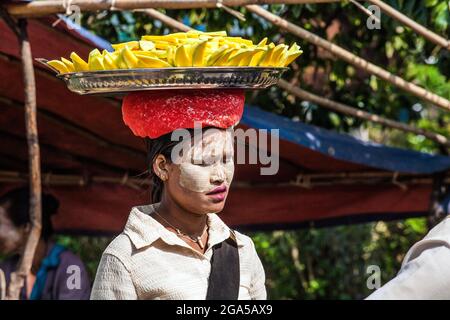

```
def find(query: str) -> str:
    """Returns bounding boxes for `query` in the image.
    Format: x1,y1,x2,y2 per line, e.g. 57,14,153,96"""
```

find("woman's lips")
206,185,228,202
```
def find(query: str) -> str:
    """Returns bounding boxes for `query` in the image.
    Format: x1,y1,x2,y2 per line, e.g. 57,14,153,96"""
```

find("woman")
90,90,267,299
0,187,91,300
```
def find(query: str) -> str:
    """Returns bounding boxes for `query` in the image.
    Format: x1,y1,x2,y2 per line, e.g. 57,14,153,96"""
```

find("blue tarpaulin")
242,106,450,174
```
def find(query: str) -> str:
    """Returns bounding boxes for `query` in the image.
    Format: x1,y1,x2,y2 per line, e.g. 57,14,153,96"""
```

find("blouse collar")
123,203,244,251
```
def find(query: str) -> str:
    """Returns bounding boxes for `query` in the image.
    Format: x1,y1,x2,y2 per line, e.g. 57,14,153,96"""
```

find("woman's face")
160,128,235,215
0,203,26,255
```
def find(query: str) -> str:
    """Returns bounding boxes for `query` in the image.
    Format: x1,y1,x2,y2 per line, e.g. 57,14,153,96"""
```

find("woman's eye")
197,162,209,167
223,155,232,163
192,159,210,166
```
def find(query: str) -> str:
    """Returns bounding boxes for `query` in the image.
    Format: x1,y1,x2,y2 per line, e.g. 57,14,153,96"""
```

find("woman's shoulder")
425,216,450,242
231,229,257,250
403,216,450,265
101,233,135,263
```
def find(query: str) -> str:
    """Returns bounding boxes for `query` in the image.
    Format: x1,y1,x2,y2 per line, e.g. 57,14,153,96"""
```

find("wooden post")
145,9,193,32
246,5,450,112
4,0,338,17
0,15,42,300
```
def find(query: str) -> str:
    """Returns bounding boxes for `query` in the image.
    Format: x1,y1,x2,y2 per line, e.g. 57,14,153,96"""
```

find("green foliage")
249,218,428,299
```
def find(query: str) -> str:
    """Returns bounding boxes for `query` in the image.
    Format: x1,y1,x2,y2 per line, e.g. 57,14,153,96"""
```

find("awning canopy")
1,17,449,235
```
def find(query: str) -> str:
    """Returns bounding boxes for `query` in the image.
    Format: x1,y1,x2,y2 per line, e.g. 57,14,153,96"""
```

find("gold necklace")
153,209,208,249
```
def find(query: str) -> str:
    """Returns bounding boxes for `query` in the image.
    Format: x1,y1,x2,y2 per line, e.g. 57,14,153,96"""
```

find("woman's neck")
156,196,207,236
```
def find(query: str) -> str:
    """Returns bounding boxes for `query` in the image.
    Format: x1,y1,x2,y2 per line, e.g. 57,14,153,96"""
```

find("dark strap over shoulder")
206,232,240,300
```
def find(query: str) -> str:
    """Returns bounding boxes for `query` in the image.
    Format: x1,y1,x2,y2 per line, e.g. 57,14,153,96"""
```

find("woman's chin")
197,195,228,214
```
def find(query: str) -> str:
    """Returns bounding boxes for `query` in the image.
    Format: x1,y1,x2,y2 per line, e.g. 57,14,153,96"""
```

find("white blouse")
90,203,267,300
367,216,450,299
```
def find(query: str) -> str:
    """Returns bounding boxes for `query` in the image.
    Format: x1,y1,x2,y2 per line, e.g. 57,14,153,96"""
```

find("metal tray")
52,67,287,95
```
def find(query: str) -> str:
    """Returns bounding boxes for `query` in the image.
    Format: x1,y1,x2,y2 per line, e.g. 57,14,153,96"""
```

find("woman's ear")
153,154,170,181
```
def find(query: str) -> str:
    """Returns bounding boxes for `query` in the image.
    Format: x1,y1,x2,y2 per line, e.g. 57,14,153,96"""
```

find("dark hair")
0,187,59,241
145,127,205,203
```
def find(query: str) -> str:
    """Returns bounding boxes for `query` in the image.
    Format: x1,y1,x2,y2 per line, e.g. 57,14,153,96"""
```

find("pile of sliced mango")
47,30,303,74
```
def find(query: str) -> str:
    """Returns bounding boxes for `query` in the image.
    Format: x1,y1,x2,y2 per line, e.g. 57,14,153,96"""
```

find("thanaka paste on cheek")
179,161,234,193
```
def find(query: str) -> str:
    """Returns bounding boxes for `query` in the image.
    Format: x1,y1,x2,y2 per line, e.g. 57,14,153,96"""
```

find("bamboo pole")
145,9,450,148
145,9,194,32
0,18,42,300
278,79,450,148
4,0,337,17
1,170,448,188
0,170,149,189
366,0,450,50
246,5,450,112
0,95,146,160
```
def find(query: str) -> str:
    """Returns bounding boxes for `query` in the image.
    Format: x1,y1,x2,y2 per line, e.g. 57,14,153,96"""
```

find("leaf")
432,2,449,32
425,0,438,7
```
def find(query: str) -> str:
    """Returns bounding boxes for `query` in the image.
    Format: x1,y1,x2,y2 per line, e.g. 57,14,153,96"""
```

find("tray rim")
56,66,289,79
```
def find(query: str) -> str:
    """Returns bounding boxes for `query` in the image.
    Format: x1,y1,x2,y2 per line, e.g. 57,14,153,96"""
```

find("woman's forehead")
181,128,233,149
199,128,233,145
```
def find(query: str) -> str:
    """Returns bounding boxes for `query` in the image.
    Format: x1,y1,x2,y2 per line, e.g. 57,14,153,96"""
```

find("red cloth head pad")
122,89,245,139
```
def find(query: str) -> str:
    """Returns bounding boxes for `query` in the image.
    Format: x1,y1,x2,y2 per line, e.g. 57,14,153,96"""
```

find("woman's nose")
210,163,226,184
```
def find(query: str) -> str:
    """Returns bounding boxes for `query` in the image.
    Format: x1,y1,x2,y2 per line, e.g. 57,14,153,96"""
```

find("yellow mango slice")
258,43,276,67
192,41,209,67
60,32,300,71
166,46,176,66
238,48,264,66
283,51,303,67
60,57,75,72
136,55,172,68
153,41,172,50
222,37,253,47
213,48,238,66
47,60,69,74
204,31,227,37
186,30,227,38
121,46,139,68
142,33,187,43
249,49,267,66
283,43,303,67
139,40,155,51
111,41,139,51
257,37,268,46
89,56,105,71
89,48,102,58
174,45,192,67
270,44,287,66
206,45,229,66
70,52,89,71
103,52,117,69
